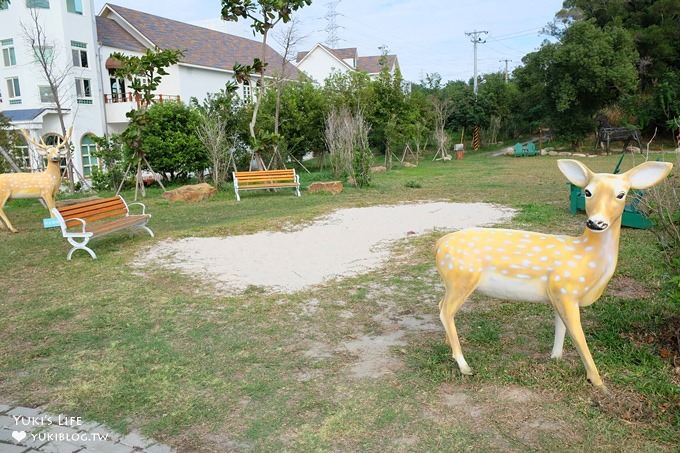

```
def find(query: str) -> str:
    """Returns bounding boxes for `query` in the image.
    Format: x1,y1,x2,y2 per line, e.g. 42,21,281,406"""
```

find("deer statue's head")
558,159,673,233
21,128,72,166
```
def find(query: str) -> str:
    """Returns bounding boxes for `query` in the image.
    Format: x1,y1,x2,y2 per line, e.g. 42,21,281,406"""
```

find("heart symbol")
12,431,27,442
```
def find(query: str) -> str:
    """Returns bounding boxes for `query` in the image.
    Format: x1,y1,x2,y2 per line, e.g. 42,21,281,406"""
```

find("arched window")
80,134,99,177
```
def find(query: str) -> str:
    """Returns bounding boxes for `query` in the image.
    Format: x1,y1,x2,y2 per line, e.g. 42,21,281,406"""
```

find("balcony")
103,93,181,124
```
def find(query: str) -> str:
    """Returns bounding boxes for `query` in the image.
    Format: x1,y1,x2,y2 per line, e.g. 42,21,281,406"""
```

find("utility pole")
499,59,512,83
465,30,487,96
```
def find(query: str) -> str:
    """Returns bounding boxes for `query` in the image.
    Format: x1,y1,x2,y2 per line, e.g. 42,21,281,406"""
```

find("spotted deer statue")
435,159,672,389
0,128,70,232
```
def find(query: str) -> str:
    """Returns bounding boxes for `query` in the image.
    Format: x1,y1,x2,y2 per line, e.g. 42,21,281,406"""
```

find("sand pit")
137,202,514,294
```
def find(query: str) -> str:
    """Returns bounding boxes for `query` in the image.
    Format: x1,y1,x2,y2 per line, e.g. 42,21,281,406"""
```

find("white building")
0,1,297,180
295,44,400,85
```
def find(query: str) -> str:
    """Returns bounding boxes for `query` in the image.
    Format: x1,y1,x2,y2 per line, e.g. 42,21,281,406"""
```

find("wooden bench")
51,195,154,260
232,169,301,201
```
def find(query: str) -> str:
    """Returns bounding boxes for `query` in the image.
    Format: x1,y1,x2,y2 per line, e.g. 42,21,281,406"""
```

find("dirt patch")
135,202,514,295
435,383,574,449
606,275,653,299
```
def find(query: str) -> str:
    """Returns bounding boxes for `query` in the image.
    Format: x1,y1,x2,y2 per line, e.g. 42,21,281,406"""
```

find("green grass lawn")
0,148,678,451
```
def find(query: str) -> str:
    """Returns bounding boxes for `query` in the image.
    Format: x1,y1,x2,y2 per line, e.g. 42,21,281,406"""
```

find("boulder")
308,181,344,195
162,183,217,202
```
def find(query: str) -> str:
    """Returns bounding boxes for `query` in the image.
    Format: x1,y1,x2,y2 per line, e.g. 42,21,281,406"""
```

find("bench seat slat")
87,215,150,237
58,197,124,215
239,183,298,189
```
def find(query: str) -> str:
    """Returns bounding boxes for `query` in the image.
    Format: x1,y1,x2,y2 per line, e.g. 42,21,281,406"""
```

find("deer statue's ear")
624,161,673,190
557,159,592,188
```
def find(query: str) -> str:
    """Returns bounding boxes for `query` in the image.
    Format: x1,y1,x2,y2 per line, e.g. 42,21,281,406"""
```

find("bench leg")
295,185,301,197
66,236,97,260
140,225,154,238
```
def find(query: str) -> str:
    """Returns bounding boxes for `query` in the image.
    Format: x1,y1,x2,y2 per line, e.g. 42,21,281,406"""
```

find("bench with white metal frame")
52,195,153,260
232,169,301,201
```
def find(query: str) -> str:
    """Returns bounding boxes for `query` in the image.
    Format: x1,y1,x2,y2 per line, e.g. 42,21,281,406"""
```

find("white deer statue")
435,159,672,389
0,128,70,233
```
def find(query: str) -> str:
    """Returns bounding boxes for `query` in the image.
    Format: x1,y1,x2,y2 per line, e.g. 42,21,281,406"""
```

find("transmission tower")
465,30,488,96
324,0,342,48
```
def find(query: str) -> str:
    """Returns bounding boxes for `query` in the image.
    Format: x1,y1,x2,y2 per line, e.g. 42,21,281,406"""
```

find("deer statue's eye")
584,189,592,198
616,192,625,200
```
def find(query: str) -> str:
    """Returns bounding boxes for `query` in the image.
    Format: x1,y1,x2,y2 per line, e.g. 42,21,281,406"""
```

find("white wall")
177,64,237,103
297,49,350,84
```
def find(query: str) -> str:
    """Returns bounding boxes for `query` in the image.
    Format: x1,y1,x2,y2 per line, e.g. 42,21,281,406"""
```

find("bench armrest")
64,217,90,237
51,207,87,236
126,202,148,215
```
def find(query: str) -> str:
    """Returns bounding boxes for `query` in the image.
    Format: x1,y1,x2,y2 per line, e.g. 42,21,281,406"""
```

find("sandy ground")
137,202,514,294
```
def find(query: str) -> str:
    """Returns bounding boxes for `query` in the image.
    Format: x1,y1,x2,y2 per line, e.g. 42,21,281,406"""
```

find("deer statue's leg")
550,297,604,388
0,194,18,233
439,276,480,376
550,312,567,359
42,192,57,215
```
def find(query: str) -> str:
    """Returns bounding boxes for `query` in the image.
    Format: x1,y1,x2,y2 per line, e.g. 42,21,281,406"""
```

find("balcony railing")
103,93,181,105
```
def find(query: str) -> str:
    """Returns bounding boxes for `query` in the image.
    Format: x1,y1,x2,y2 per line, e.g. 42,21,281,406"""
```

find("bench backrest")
233,168,295,186
57,196,128,228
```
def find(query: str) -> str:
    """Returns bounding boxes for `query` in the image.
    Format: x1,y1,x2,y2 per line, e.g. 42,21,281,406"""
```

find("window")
26,0,49,8
80,135,98,177
12,144,31,171
75,78,91,103
34,46,53,64
6,77,20,98
66,0,82,14
39,85,55,103
242,80,251,103
0,0,9,10
2,39,16,67
71,41,88,68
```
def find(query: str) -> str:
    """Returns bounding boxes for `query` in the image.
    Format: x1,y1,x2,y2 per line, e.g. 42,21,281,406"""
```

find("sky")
94,0,566,83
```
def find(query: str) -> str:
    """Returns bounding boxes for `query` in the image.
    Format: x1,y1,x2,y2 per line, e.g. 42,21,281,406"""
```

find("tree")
140,102,207,180
192,84,244,186
220,0,312,166
110,47,183,198
0,114,21,173
21,8,75,189
430,96,454,159
257,79,326,163
516,21,638,148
